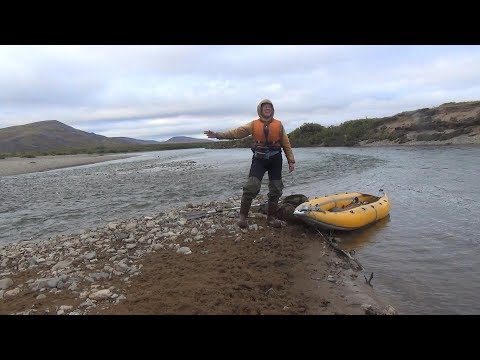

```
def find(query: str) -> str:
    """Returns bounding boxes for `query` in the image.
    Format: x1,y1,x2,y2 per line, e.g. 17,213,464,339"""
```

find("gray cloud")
1,45,480,141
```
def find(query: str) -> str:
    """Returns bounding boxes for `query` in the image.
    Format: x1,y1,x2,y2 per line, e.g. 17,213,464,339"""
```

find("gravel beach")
0,153,397,315
0,194,397,315
0,154,135,177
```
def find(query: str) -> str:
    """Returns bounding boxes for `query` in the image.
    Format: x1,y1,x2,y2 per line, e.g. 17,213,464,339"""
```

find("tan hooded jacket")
216,99,295,163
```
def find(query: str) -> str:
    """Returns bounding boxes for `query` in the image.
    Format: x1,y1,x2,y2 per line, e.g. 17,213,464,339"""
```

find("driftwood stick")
316,229,364,271
364,272,373,287
265,287,275,295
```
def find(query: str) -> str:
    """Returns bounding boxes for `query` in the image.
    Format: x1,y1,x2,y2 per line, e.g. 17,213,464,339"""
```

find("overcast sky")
1,45,479,141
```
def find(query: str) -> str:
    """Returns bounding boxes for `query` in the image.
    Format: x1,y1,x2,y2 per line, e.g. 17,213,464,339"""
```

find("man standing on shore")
204,99,295,228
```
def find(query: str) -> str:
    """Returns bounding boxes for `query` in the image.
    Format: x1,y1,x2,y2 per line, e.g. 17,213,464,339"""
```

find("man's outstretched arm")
204,122,253,140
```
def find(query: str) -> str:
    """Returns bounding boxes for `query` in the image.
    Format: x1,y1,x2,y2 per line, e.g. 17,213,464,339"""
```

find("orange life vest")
252,119,282,148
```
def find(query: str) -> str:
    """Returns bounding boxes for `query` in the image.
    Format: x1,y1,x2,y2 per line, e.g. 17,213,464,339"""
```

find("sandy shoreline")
0,153,137,177
0,195,397,315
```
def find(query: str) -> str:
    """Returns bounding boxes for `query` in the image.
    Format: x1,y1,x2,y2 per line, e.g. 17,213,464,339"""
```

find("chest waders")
238,122,283,228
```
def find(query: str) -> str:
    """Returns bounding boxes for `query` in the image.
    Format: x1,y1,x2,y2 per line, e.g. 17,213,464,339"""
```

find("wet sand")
0,154,136,176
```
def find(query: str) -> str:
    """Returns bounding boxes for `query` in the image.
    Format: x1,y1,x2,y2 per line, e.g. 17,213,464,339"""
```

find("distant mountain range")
112,135,211,145
110,137,161,145
0,120,211,153
3,100,480,155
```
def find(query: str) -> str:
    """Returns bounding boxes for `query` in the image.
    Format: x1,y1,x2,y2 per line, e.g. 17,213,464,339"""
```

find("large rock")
257,194,309,224
282,194,309,207
276,203,302,224
277,194,309,224
0,278,14,290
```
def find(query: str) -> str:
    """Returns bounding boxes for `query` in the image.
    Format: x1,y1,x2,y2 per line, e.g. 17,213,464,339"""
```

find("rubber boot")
267,202,282,228
237,197,252,229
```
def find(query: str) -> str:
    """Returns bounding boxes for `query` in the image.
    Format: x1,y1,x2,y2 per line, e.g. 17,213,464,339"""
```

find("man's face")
261,103,273,117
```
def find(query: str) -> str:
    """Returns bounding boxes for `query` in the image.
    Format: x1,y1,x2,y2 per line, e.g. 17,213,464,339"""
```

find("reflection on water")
335,216,391,251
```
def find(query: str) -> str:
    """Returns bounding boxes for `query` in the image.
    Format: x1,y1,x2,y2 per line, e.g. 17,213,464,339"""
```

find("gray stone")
46,277,61,288
0,278,14,290
84,251,97,260
52,259,73,271
176,247,192,255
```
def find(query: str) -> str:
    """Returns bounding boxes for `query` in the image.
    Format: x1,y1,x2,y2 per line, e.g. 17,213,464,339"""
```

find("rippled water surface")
1,146,479,314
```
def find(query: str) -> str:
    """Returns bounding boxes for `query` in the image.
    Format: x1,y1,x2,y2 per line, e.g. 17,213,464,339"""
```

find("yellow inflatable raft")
293,191,390,231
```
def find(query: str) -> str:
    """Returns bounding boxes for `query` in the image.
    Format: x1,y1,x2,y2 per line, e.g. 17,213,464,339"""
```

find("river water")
1,145,479,314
